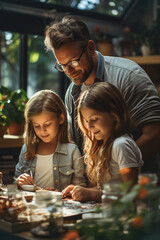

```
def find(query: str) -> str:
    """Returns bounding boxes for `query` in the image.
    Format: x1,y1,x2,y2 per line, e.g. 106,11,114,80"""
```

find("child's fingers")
16,174,34,185
62,185,75,194
62,190,71,198
62,185,75,197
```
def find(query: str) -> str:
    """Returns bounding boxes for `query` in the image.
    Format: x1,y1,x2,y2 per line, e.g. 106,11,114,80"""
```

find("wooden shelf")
124,55,160,85
125,55,160,65
0,135,23,149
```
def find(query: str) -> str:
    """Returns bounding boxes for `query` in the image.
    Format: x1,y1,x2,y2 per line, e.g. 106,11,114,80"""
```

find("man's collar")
96,51,104,81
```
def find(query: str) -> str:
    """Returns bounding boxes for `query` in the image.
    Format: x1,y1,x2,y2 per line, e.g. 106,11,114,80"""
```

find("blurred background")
0,0,160,100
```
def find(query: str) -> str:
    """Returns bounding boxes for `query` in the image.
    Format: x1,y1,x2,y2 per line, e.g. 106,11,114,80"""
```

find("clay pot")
120,40,133,56
97,40,113,56
8,122,24,135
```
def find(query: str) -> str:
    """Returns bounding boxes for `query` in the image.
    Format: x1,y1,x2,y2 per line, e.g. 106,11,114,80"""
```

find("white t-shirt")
34,153,54,188
103,134,143,183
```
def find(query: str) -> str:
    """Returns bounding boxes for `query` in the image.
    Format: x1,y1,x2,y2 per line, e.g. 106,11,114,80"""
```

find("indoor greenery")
64,176,160,240
135,17,160,55
0,86,28,127
94,25,112,42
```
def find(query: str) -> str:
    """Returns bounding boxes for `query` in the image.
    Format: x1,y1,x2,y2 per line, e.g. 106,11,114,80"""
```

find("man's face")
53,41,95,85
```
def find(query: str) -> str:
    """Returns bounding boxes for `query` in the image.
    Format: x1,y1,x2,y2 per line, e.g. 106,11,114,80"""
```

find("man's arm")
136,122,160,162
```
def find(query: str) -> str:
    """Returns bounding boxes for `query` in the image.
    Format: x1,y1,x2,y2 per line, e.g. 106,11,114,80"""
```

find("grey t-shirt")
66,52,160,137
102,55,160,130
65,52,160,172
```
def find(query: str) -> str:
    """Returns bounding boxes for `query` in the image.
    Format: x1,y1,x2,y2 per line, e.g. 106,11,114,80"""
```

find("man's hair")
44,15,91,50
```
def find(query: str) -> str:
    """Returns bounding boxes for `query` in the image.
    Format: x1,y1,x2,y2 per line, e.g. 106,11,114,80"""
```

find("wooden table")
1,229,62,240
0,212,81,240
0,198,97,240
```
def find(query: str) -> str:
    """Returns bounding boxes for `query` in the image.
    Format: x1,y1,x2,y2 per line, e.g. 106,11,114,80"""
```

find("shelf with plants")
0,135,23,148
125,55,160,96
125,55,160,65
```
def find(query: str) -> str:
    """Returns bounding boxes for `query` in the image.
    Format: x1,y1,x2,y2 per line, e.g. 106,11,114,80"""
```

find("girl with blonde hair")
62,82,143,201
15,90,86,191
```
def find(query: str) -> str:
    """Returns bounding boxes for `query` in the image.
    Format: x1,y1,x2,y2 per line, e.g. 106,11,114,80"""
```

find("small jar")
30,191,63,238
0,191,28,222
102,182,123,218
137,173,158,213
138,173,158,187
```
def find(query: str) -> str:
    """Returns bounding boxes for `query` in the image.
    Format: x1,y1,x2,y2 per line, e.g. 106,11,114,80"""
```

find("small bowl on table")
21,184,36,192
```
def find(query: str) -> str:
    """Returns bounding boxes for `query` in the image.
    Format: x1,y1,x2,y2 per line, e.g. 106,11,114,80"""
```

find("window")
0,31,20,90
31,0,134,18
0,0,139,100
0,31,61,98
28,35,59,98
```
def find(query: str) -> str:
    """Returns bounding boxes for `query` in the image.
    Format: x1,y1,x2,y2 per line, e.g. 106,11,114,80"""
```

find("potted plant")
0,86,15,137
147,18,160,55
119,27,135,56
65,174,160,240
136,18,160,56
94,24,113,56
0,86,28,136
8,89,28,135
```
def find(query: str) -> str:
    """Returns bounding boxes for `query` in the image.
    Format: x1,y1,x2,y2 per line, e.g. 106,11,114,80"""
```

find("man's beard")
67,54,94,85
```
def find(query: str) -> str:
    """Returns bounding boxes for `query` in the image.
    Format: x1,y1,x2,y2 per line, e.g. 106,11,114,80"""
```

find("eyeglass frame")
54,47,85,72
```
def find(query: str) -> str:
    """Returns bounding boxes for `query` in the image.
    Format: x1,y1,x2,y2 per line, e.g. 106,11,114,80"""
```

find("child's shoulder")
59,142,80,152
113,134,135,148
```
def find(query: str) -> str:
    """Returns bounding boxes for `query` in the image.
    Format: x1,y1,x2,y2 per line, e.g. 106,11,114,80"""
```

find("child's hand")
62,185,75,198
70,186,90,202
16,173,34,186
62,185,91,202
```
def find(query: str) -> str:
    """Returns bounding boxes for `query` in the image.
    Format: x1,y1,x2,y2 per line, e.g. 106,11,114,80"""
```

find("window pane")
31,0,133,17
0,32,20,90
28,35,59,98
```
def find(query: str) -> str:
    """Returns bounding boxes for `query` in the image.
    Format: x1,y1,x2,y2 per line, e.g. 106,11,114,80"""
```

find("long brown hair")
24,90,68,160
77,82,131,187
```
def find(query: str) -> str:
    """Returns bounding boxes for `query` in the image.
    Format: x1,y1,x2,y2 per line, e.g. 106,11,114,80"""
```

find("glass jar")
137,173,158,213
0,190,28,222
102,182,124,218
30,191,63,238
138,173,158,187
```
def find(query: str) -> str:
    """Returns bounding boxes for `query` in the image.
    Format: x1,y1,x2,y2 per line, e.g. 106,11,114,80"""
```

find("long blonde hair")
24,90,68,160
77,82,130,187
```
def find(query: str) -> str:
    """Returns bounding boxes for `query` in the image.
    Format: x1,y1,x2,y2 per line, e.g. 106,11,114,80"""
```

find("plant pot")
8,122,24,136
0,124,7,137
97,40,113,56
120,40,133,56
141,44,152,56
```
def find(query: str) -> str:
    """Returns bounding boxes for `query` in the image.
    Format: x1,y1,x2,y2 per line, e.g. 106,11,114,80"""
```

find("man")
44,15,160,173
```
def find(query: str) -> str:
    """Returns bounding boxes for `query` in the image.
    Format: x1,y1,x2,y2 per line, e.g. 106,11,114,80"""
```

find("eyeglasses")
54,48,85,72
